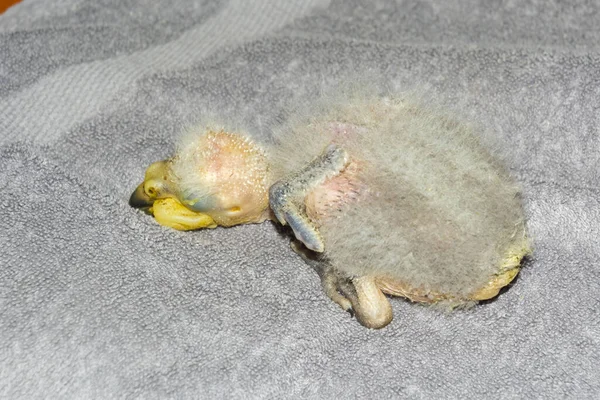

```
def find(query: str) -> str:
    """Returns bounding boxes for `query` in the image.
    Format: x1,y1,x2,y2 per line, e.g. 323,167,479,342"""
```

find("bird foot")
319,263,393,329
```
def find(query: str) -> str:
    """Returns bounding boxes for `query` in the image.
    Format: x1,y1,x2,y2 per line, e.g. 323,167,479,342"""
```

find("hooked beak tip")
129,183,153,209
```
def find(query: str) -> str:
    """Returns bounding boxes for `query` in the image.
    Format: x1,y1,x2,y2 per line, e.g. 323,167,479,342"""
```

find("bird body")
269,95,530,305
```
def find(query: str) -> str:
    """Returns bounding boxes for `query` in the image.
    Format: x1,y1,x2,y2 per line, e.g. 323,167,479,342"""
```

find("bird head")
129,128,271,230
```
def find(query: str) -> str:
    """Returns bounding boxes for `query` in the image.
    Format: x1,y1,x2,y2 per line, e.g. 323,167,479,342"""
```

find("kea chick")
129,94,531,329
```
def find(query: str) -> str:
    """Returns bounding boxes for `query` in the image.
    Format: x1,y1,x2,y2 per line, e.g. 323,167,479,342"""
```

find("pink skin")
305,122,368,226
305,160,366,225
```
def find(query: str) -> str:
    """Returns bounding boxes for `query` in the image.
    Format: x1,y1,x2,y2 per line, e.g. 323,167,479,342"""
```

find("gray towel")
1,0,599,398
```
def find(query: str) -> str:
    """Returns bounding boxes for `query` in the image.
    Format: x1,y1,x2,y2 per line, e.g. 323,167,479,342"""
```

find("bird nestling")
129,92,531,329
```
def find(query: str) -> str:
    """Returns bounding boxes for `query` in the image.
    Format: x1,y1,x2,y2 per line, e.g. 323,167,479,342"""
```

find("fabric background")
1,0,599,398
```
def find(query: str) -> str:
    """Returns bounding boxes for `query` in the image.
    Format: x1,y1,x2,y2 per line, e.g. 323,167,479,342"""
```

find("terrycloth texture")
1,0,598,398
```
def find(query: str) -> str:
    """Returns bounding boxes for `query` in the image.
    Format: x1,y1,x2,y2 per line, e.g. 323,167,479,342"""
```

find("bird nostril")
145,186,156,197
229,206,241,213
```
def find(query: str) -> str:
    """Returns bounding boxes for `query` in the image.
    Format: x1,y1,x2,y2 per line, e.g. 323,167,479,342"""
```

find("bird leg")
290,240,393,329
323,267,393,329
269,144,350,252
289,240,354,314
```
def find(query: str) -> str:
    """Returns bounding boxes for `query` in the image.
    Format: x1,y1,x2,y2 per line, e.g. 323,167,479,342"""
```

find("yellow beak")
151,198,217,231
129,182,217,231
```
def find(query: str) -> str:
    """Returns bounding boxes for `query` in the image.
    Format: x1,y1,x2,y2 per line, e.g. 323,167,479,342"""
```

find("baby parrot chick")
130,94,531,329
